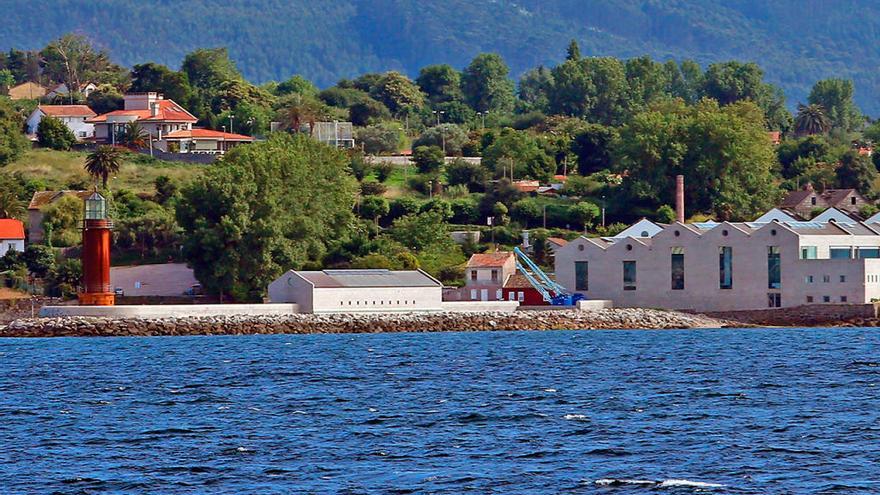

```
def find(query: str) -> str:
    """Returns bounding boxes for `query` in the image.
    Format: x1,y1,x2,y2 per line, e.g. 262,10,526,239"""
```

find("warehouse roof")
295,269,441,288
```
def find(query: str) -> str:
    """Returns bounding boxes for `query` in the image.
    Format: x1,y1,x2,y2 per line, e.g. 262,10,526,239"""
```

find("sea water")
1,328,879,493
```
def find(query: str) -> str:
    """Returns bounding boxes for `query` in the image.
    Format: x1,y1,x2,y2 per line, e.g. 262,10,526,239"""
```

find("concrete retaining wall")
440,301,520,313
39,304,299,318
577,300,614,311
703,303,879,326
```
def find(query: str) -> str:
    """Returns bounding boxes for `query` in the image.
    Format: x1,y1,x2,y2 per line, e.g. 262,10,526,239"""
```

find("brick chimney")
675,174,685,223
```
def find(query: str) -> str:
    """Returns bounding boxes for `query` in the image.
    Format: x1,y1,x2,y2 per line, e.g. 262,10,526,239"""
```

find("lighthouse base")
78,292,116,306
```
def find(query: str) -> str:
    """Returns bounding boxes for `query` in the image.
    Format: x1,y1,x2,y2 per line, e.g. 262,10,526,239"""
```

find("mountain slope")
3,0,880,113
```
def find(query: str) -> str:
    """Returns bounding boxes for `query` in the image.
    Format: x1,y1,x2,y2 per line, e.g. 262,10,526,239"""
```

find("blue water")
1,328,880,494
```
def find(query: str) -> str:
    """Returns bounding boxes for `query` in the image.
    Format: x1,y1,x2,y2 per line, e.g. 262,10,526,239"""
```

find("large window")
671,247,684,290
830,247,852,259
768,246,781,289
719,247,733,289
575,261,588,291
623,261,637,291
800,246,817,259
859,248,880,259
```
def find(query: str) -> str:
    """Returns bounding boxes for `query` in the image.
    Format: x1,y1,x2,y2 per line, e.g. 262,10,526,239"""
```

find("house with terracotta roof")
26,105,97,140
27,190,91,243
87,92,197,144
159,128,255,154
7,81,47,100
779,184,870,219
464,252,517,301
0,219,25,256
46,82,97,100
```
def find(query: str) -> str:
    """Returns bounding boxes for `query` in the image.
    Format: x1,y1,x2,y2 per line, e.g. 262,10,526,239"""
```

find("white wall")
0,239,24,256
26,110,94,140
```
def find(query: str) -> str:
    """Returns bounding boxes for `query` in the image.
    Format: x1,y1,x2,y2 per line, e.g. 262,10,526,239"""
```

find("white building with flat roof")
268,269,442,313
556,212,880,311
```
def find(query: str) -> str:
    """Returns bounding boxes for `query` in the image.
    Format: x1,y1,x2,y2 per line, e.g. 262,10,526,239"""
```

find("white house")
87,92,197,144
46,82,97,100
268,269,443,313
26,105,97,140
159,128,255,154
611,218,663,239
0,219,25,256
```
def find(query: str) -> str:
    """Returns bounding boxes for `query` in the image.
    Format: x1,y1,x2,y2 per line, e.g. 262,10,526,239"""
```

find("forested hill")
4,0,880,113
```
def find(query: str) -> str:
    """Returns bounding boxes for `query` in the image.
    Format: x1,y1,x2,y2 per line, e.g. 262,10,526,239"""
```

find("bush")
446,158,489,191
360,181,387,196
568,201,601,229
356,125,403,155
656,204,676,223
389,197,422,220
349,98,391,126
348,152,372,181
511,198,544,227
450,197,479,224
412,145,445,174
374,162,394,182
37,116,77,150
412,123,468,156
22,245,56,278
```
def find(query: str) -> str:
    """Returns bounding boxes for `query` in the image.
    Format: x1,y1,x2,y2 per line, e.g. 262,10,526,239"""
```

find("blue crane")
512,247,584,306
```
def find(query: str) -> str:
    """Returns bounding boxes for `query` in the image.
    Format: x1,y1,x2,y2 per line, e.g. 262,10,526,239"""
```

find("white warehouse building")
555,210,880,312
268,269,443,313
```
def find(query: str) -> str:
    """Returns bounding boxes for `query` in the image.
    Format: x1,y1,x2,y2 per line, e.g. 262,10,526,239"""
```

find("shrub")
374,162,394,182
412,145,445,174
37,116,77,150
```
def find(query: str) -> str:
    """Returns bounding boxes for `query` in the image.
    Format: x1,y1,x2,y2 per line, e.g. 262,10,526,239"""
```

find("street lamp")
228,114,235,134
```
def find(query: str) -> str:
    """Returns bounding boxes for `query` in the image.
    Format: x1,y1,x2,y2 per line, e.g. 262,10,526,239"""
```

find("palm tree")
85,146,123,189
795,103,832,136
0,189,24,219
116,121,149,149
281,95,326,135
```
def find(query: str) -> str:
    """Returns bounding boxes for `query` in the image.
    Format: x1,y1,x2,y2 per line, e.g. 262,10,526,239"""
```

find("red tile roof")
28,190,91,210
547,237,568,247
163,129,254,141
87,99,197,123
39,105,96,117
0,219,25,239
467,252,514,268
503,272,553,289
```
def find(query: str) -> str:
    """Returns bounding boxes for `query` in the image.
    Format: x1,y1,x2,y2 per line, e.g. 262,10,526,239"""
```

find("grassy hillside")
6,149,206,194
3,1,880,113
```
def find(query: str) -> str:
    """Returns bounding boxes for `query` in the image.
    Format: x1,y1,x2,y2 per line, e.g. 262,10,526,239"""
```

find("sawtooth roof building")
555,208,880,312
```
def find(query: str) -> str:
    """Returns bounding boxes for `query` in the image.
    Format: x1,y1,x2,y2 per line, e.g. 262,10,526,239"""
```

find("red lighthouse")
79,191,114,306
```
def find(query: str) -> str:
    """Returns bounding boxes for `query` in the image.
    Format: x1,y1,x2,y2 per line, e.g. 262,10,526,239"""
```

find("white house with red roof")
159,128,255,154
87,92,198,144
0,219,25,256
464,252,517,301
26,105,97,140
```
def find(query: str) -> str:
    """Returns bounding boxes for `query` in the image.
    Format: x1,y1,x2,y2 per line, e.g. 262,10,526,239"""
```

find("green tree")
511,198,543,227
549,57,630,125
568,201,600,230
625,56,669,107
130,63,192,103
412,123,468,156
37,116,76,150
794,103,831,136
518,66,554,112
360,195,390,225
461,53,515,113
412,145,445,175
279,94,329,134
370,71,424,115
416,64,462,104
566,39,581,61
0,69,14,92
0,98,28,166
22,244,55,278
42,195,83,247
116,121,148,149
808,79,862,131
356,124,403,154
349,97,391,126
275,75,318,96
86,84,124,114
656,204,676,223
84,145,123,189
616,99,778,220
482,129,556,181
46,258,81,298
181,47,241,89
446,158,489,191
571,123,618,175
0,188,24,219
836,151,876,193
389,211,449,251
374,162,394,183
154,175,178,204
176,134,357,301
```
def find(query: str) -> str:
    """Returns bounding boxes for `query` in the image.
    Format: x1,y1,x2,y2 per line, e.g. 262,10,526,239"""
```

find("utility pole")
229,114,234,134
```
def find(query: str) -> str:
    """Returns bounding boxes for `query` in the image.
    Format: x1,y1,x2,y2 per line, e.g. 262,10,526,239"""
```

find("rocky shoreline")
0,308,731,338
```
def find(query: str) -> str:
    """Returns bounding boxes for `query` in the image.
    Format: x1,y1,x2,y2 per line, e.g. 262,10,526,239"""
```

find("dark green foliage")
656,204,676,223
22,244,55,278
416,64,462,104
808,79,862,132
154,175,178,204
461,53,515,113
482,129,556,181
86,85,124,114
349,98,391,126
275,75,317,96
412,124,468,156
374,162,394,183
319,87,370,108
176,134,358,301
130,63,192,103
37,116,76,150
359,195,389,223
0,98,28,166
412,146,445,175
571,124,618,175
360,181,387,196
356,125,401,154
836,151,876,193
446,158,488,191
